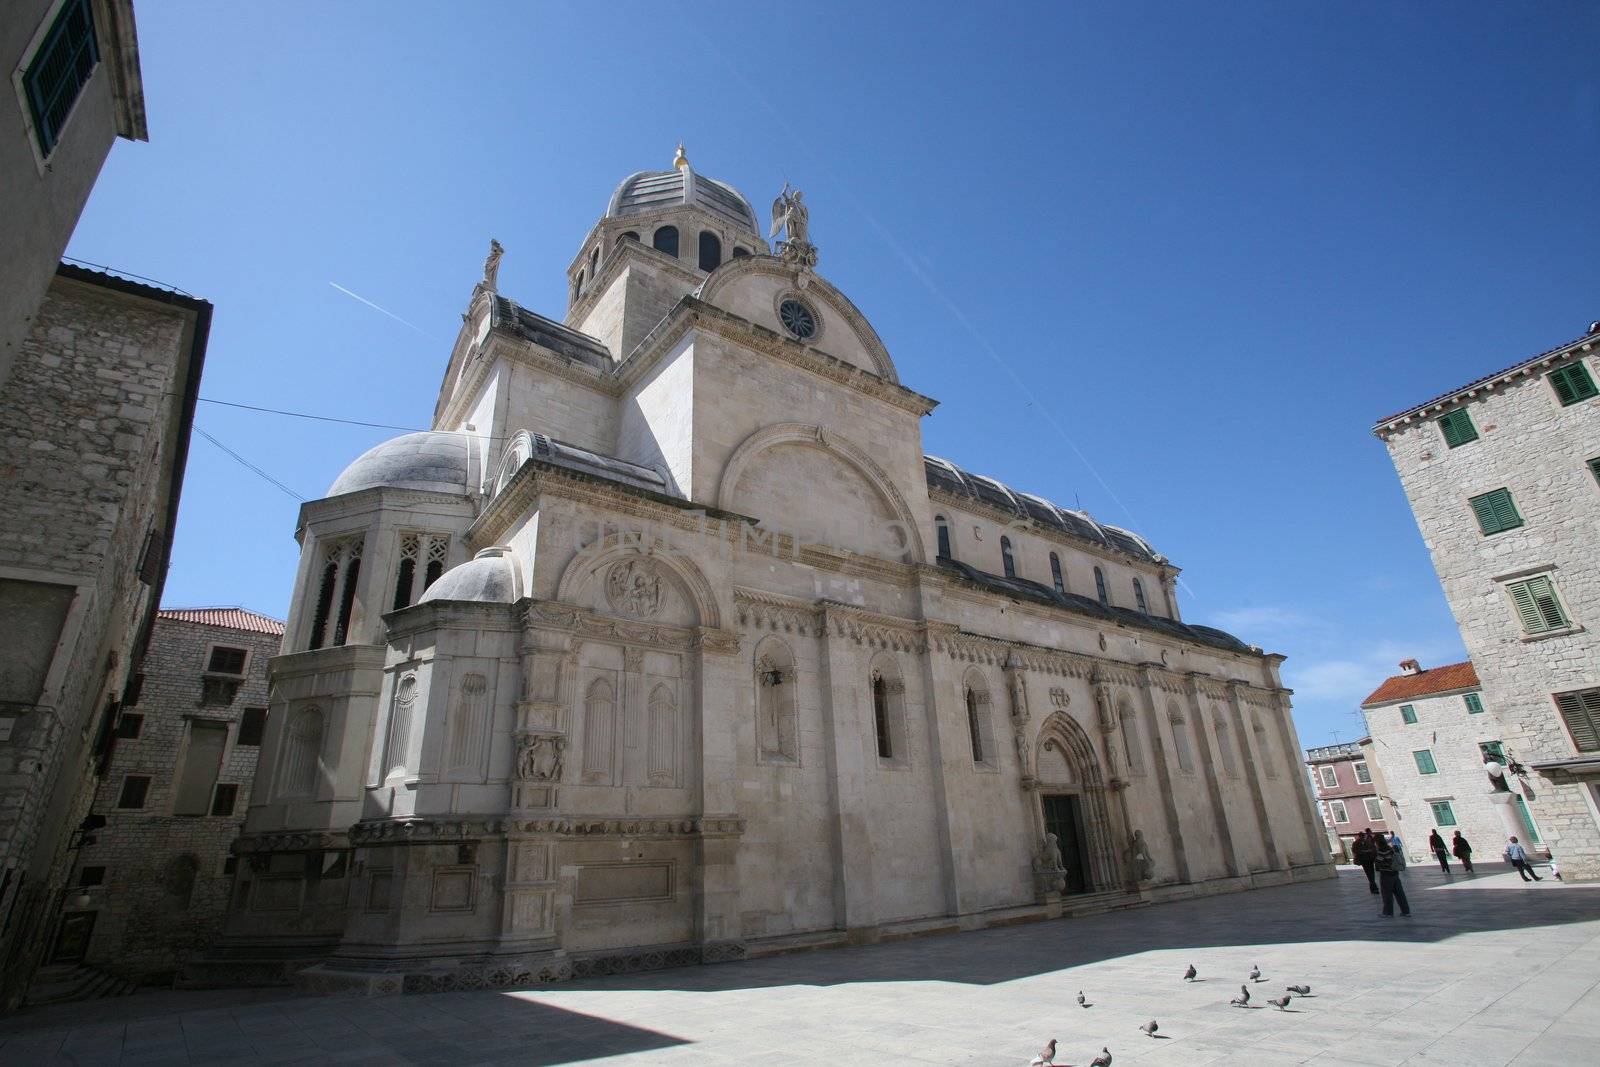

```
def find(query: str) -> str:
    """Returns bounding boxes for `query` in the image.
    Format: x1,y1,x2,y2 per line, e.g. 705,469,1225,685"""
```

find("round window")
778,299,817,340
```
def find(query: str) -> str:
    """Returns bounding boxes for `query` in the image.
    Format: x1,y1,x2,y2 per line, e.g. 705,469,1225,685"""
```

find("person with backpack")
1451,831,1474,874
1375,835,1411,917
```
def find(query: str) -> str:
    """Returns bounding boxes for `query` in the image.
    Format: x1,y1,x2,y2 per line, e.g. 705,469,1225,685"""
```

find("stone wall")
1380,342,1600,880
72,616,280,981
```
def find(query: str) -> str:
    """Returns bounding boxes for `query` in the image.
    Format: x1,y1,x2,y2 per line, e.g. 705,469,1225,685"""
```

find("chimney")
1399,659,1421,675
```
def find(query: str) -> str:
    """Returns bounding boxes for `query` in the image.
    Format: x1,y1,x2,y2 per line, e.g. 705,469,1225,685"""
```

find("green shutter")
1508,576,1568,633
1413,749,1437,774
1479,740,1506,761
1430,800,1457,827
1400,704,1417,724
1438,409,1478,448
1589,457,1600,487
1469,488,1523,535
1549,362,1598,406
1464,692,1484,714
1555,690,1600,753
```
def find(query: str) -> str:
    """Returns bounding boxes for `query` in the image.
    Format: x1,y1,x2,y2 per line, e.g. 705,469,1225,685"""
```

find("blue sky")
68,2,1600,748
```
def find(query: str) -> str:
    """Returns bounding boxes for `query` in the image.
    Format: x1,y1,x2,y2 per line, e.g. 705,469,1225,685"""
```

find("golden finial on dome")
673,143,690,171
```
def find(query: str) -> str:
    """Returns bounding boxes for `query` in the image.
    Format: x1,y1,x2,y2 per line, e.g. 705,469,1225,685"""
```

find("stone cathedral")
214,148,1331,993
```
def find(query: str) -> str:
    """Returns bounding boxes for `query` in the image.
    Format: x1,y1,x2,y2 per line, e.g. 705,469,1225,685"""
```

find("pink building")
1306,740,1388,858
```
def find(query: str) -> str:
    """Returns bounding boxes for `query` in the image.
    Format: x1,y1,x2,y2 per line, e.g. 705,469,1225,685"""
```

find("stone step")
27,964,137,1005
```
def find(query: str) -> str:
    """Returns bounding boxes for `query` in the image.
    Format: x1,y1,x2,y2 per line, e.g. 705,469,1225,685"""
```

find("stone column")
817,608,877,933
1135,667,1190,884
1185,673,1244,878
1267,688,1325,866
915,630,967,917
1092,681,1134,892
693,629,743,952
1225,681,1280,870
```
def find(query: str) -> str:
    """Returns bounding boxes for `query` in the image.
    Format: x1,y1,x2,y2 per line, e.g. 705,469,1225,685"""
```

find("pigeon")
1286,984,1311,996
1249,965,1262,982
1238,983,1251,1004
1030,1038,1057,1066
1267,994,1293,1010
1089,1048,1113,1067
1140,1019,1159,1038
1183,964,1197,981
1230,992,1250,1007
1077,990,1089,1008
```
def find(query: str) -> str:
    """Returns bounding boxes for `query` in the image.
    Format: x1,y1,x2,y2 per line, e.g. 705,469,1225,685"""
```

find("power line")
193,426,305,501
198,396,423,433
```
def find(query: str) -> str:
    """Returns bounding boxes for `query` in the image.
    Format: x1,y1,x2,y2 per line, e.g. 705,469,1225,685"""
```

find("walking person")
1451,831,1474,874
1505,836,1542,882
1352,828,1379,894
1375,835,1411,917
1428,830,1451,874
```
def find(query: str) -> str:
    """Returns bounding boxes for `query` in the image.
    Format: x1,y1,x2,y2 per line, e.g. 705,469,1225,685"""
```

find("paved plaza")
2,864,1598,1066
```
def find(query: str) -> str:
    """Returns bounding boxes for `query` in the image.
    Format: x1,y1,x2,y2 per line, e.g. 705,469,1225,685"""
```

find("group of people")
1349,827,1551,918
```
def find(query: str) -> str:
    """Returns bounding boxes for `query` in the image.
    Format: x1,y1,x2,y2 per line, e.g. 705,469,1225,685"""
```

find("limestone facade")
213,152,1331,992
0,266,209,1007
64,610,282,982
1376,323,1600,880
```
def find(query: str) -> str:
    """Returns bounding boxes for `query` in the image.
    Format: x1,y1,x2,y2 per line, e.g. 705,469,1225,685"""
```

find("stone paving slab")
1,864,1597,1065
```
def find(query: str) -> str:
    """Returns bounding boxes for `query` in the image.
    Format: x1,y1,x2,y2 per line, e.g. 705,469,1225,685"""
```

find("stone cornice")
734,587,823,636
345,814,745,845
267,643,387,679
382,599,522,642
1373,333,1599,437
818,600,924,651
297,486,475,540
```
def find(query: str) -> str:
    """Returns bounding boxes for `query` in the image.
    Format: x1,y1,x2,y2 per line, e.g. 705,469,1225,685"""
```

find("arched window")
732,246,750,259
1254,715,1278,778
393,534,448,611
872,673,892,759
279,707,324,797
647,683,678,785
310,537,362,649
698,231,722,271
652,226,679,257
935,515,952,560
383,672,417,780
1094,566,1108,606
963,670,995,767
1169,704,1195,773
966,689,985,763
1050,552,1065,594
1000,536,1016,579
1215,715,1239,775
589,247,599,277
1120,704,1144,773
618,230,639,243
755,638,798,763
581,677,617,784
1133,577,1148,613
573,270,584,298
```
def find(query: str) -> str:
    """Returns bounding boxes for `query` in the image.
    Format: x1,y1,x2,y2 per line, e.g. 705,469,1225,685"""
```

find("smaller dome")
327,431,469,497
419,547,517,605
606,153,760,236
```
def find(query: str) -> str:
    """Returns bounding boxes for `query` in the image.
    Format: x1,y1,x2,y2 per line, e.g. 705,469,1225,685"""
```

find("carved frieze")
515,733,565,782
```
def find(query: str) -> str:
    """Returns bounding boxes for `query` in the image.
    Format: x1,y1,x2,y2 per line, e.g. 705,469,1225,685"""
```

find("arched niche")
1034,710,1123,893
753,635,798,764
555,542,722,631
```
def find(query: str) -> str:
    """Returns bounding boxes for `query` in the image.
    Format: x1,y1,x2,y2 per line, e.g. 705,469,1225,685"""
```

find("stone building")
1375,321,1600,880
0,265,210,1008
208,149,1330,993
1305,741,1386,859
2,0,146,392
54,609,283,983
1359,658,1543,867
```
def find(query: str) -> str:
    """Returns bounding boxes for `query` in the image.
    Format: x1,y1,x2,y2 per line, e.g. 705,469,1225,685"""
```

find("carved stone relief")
516,734,565,782
605,559,662,618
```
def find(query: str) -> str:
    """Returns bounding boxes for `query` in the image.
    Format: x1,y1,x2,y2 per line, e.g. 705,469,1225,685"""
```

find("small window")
210,783,239,817
698,231,722,271
1317,765,1338,789
589,247,599,277
1468,488,1523,536
732,247,750,258
1000,536,1016,579
77,866,106,887
1554,688,1600,753
1506,575,1569,634
207,646,248,675
1413,749,1438,775
117,775,151,809
1548,361,1598,406
1429,800,1458,827
115,713,143,740
1094,566,1108,606
238,707,267,746
1400,704,1418,724
1437,409,1478,448
1049,552,1064,595
935,515,952,560
652,225,679,257
174,722,227,816
1588,456,1600,487
965,689,984,763
1464,692,1485,715
1363,797,1384,821
618,230,639,242
123,672,145,707
1329,799,1349,824
1132,577,1148,613
1479,740,1506,761
871,674,892,759
200,678,240,706
1353,760,1372,784
778,298,817,340
22,0,100,157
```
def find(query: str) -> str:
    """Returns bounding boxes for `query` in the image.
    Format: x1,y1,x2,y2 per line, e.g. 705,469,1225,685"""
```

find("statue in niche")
516,735,564,782
605,559,661,618
1127,829,1155,883
1095,687,1117,733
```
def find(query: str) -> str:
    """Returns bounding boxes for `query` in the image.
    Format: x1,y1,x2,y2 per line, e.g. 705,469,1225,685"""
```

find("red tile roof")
157,607,285,636
1360,660,1478,708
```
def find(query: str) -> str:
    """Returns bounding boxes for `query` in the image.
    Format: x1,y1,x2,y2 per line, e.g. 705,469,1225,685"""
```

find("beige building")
1375,321,1600,881
1,0,146,392
206,150,1330,994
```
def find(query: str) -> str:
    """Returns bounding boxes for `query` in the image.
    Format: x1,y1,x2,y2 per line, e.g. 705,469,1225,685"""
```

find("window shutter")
1469,493,1497,534
1469,489,1521,535
1550,362,1598,406
1439,410,1477,447
1508,580,1543,632
1589,457,1600,486
1556,690,1600,753
1529,577,1567,629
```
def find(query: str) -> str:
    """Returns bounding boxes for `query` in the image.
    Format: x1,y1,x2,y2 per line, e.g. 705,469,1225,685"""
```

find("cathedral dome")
605,150,760,236
326,431,470,497
418,547,518,605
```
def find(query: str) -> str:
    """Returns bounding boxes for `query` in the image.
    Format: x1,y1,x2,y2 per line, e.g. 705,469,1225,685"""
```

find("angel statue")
482,239,504,290
770,183,817,268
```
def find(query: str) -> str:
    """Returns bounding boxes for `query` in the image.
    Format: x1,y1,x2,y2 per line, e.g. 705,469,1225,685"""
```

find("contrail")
329,282,429,335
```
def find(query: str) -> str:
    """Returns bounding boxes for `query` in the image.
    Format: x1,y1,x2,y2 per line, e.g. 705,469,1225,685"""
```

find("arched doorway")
1034,711,1122,894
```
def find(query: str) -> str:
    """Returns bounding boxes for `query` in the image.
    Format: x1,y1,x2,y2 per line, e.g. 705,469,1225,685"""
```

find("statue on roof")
482,239,504,291
770,183,818,270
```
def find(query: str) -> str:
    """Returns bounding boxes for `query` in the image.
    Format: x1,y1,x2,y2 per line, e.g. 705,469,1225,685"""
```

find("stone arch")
715,422,927,563
1035,710,1123,893
1168,699,1196,773
555,541,722,630
694,257,898,382
493,429,536,497
961,666,996,766
868,650,908,763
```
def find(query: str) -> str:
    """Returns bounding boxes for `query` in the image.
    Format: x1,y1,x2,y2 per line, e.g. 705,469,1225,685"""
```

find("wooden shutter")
1470,489,1521,535
1589,457,1600,486
1555,690,1600,752
1508,580,1544,632
1550,362,1597,406
1439,410,1477,447
1529,576,1567,629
